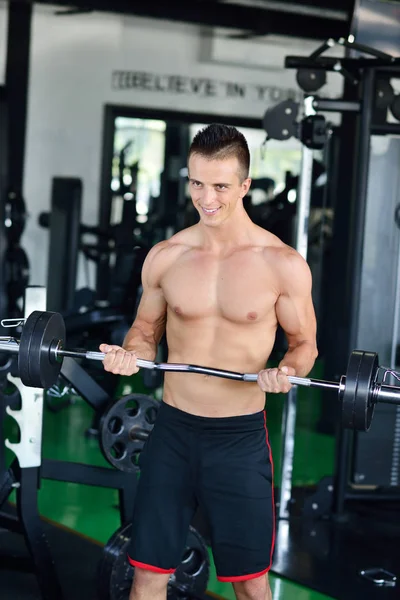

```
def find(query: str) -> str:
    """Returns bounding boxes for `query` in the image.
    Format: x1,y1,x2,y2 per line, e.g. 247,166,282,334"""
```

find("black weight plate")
97,523,210,600
342,350,364,429
296,68,326,93
392,95,400,121
29,311,65,388
19,310,41,387
354,351,378,432
5,245,30,302
375,79,395,110
5,191,27,244
169,526,210,599
19,311,65,388
99,394,159,473
97,521,132,600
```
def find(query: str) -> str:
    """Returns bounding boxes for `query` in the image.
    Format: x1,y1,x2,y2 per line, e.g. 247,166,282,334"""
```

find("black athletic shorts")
127,401,275,582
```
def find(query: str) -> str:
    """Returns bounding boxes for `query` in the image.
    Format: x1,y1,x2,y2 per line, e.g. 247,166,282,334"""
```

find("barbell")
1,310,400,431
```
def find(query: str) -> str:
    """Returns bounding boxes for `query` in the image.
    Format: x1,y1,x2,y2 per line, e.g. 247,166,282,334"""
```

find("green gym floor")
4,361,335,600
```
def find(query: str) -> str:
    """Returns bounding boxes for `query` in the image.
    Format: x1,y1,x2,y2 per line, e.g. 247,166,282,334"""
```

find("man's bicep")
275,254,317,345
133,245,168,342
134,285,167,342
275,293,316,346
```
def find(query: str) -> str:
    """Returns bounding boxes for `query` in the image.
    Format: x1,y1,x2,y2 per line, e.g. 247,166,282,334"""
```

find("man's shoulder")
166,225,200,247
263,243,304,264
256,231,310,280
149,226,198,258
144,226,198,276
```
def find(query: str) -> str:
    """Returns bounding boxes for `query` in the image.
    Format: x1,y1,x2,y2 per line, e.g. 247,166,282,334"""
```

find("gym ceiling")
8,0,358,41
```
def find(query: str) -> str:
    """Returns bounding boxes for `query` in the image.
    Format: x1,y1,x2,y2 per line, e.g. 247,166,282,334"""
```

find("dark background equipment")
258,1,400,597
44,177,82,316
0,302,137,600
1,3,32,319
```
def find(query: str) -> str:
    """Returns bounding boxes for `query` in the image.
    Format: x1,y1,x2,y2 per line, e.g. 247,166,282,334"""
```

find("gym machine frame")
279,38,400,518
0,288,137,600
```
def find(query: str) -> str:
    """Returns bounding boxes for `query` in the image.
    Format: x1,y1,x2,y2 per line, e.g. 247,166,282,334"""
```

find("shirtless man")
100,123,318,600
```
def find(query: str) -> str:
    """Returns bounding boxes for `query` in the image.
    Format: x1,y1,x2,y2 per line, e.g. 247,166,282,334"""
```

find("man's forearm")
122,324,158,362
278,341,318,377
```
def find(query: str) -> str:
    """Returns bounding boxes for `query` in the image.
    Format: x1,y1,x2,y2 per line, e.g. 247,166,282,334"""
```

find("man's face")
188,153,251,227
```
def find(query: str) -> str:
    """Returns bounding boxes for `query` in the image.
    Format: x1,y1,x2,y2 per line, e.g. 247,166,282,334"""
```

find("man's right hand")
99,344,139,376
257,366,295,394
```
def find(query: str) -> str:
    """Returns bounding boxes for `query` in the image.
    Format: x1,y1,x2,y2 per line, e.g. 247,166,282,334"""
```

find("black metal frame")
8,0,350,41
0,354,138,599
99,103,261,226
5,1,32,193
46,177,83,314
0,457,136,600
60,356,111,411
0,464,65,599
1,3,32,318
334,65,400,515
283,51,400,518
0,86,8,324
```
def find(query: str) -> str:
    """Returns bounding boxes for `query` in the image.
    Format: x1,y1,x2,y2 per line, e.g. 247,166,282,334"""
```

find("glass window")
112,118,166,223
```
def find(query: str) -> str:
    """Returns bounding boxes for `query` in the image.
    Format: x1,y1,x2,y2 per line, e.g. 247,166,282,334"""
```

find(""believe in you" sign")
112,70,300,103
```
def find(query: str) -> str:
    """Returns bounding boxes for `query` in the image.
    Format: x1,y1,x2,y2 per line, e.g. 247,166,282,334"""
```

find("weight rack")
0,287,138,600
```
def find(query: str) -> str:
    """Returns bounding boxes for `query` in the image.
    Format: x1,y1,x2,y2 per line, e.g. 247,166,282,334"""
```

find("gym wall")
0,4,344,292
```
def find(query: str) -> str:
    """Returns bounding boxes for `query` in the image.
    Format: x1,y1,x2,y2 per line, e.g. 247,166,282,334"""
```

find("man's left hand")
257,366,296,394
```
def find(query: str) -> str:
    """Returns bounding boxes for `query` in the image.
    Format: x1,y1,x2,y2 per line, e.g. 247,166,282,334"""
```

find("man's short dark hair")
188,123,250,181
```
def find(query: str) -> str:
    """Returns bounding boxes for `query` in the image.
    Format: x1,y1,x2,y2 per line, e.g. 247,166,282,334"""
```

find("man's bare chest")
160,252,278,323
